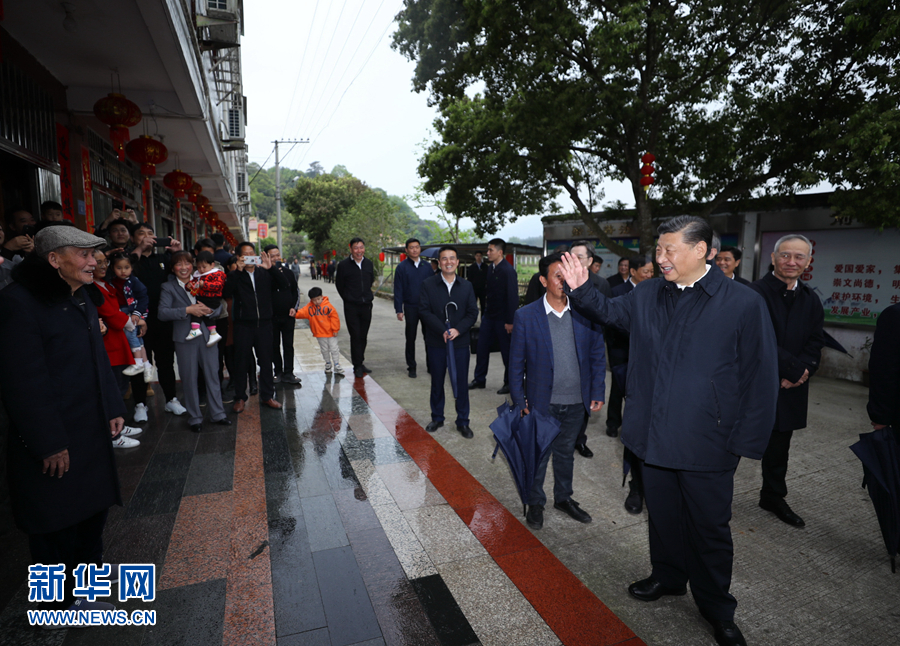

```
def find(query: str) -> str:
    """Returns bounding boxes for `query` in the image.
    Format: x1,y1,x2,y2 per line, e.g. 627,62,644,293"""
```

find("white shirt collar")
676,264,710,290
628,277,637,287
354,257,363,268
543,293,570,318
441,273,455,293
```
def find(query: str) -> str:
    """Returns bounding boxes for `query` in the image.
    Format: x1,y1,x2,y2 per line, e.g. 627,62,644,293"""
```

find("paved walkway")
0,272,895,646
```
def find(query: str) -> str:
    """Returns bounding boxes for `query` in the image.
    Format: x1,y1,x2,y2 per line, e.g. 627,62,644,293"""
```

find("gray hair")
772,234,812,256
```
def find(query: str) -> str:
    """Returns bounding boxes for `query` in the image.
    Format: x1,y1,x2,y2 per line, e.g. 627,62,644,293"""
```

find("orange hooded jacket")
294,296,340,338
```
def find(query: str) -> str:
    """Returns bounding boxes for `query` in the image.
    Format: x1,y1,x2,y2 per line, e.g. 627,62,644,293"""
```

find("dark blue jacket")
509,297,606,417
485,259,519,324
567,266,778,471
868,303,900,429
605,279,633,366
393,257,435,312
418,274,479,348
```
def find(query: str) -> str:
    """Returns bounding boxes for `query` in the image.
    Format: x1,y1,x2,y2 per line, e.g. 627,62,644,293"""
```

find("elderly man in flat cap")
0,224,125,614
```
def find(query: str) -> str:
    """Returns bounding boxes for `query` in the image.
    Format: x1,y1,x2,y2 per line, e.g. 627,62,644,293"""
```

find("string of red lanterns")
93,93,142,161
640,152,656,192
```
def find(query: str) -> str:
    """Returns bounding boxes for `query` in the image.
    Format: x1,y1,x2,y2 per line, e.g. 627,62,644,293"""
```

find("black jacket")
605,280,633,366
0,256,124,533
467,261,488,296
223,265,289,325
568,266,778,471
484,259,519,324
130,250,172,319
418,274,479,348
750,272,825,432
868,303,900,428
336,256,375,305
271,262,300,317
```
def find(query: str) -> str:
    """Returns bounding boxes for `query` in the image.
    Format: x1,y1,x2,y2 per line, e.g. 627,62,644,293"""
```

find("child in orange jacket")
291,287,343,374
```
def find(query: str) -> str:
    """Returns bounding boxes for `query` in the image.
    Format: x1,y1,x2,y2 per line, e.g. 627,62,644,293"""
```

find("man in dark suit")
469,238,518,394
605,256,655,514
569,240,610,457
264,244,301,385
224,241,289,412
510,252,605,530
868,303,900,430
750,235,825,528
716,246,751,285
607,256,630,289
466,250,488,316
560,216,778,646
394,238,435,378
335,237,375,378
419,245,479,438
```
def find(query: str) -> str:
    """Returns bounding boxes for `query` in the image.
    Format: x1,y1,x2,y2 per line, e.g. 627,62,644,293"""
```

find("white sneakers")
186,328,203,341
165,398,187,415
122,363,143,377
206,331,223,347
333,366,345,375
324,363,332,373
133,403,148,423
113,435,139,449
121,426,143,437
143,361,154,383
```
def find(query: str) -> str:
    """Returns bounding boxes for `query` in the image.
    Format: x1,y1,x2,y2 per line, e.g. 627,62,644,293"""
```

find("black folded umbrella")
850,425,900,572
824,330,851,356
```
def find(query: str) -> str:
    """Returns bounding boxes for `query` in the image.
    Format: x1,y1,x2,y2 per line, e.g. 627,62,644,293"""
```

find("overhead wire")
280,0,321,138
291,0,343,139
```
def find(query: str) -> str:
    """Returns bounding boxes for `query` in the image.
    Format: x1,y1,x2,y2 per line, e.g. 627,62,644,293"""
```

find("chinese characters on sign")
27,563,156,603
81,147,95,230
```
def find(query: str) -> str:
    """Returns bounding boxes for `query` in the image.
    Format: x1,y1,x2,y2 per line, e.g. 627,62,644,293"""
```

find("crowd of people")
0,208,896,646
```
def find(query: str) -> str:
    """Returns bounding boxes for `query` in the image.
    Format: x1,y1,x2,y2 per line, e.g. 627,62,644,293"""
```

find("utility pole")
272,139,309,251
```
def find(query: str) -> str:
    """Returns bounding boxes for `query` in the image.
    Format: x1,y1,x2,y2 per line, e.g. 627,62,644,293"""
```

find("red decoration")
640,152,655,192
93,93,142,161
379,252,385,262
125,135,168,177
163,169,193,198
400,253,406,262
187,182,203,203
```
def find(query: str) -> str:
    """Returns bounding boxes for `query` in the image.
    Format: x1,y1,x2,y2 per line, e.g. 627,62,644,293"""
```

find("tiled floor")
0,321,639,646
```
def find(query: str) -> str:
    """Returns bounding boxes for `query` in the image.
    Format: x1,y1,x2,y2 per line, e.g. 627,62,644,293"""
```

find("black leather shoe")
408,370,417,378
575,443,594,458
554,499,592,523
425,421,443,433
361,365,372,374
497,384,510,395
457,425,473,439
699,609,748,646
624,480,643,514
213,417,232,426
354,367,365,378
281,374,301,385
190,423,202,433
468,380,485,390
759,497,805,527
627,577,687,602
606,426,619,438
250,385,259,396
525,505,544,529
272,374,282,384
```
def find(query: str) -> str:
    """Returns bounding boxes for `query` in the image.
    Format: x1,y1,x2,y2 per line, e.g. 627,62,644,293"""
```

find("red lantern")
195,195,210,209
379,252,385,262
163,169,193,198
187,182,203,203
125,135,168,177
639,152,655,192
400,253,406,262
93,93,142,161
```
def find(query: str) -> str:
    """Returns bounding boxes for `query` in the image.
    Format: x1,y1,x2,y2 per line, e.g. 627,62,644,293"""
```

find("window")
208,0,228,10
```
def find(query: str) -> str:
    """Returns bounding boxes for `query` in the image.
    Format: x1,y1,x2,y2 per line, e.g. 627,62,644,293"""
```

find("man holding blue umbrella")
510,252,605,530
419,245,479,438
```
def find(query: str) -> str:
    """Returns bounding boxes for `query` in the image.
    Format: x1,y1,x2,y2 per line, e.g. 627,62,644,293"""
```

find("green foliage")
325,190,412,275
393,0,900,253
284,173,369,251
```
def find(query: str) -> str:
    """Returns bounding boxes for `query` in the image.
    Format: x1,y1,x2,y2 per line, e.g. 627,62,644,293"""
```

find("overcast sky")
241,0,633,240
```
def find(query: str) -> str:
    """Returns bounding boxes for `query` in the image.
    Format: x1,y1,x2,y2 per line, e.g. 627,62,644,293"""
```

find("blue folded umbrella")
490,402,561,516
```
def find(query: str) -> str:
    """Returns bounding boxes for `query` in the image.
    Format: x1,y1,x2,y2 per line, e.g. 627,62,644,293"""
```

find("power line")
281,0,321,137
291,0,339,136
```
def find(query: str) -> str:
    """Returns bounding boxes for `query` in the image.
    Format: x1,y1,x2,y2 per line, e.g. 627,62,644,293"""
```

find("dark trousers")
28,509,108,608
625,448,644,493
529,403,586,507
426,343,470,426
760,429,793,501
403,305,429,372
475,293,486,318
344,302,373,369
136,317,176,402
473,315,510,386
606,370,625,431
272,315,296,376
233,322,275,402
644,463,738,621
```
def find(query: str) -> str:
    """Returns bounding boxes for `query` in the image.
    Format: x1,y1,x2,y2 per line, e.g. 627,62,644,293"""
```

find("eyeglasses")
572,253,589,260
776,252,809,262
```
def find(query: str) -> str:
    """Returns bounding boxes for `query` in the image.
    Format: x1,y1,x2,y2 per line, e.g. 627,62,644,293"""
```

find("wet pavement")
0,273,896,646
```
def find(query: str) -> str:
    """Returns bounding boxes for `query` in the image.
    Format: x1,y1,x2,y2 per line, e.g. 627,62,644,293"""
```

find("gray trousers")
174,339,225,425
317,337,342,368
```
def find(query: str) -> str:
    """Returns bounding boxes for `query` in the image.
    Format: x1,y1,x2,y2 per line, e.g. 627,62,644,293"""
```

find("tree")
326,190,411,275
393,0,900,253
284,173,369,251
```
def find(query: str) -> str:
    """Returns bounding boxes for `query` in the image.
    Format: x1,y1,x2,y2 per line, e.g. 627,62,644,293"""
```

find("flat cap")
35,224,107,256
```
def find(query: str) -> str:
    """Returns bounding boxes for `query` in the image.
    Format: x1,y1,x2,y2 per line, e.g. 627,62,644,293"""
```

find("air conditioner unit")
227,106,244,141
